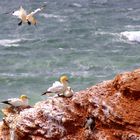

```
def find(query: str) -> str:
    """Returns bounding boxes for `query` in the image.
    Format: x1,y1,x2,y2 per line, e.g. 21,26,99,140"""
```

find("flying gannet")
12,5,46,26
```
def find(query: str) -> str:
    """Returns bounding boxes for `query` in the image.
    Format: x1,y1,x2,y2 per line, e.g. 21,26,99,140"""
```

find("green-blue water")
0,0,140,110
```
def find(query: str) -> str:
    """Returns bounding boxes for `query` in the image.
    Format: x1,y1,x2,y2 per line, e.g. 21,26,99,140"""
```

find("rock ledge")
0,68,140,140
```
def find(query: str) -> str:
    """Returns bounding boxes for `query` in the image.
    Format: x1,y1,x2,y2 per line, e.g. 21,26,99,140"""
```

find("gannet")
12,5,45,26
1,95,29,107
42,75,69,96
58,86,74,98
12,6,27,25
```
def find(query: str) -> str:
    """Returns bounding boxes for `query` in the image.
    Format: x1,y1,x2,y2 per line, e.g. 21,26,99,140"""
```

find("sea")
0,0,140,116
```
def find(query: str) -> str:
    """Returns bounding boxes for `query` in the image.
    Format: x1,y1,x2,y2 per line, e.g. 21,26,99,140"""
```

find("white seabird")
59,86,74,98
1,95,29,107
42,75,70,96
12,5,46,26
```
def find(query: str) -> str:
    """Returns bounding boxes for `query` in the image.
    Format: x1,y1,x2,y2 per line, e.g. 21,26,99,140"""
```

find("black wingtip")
1,101,11,105
42,92,46,96
42,4,47,8
3,12,10,15
42,91,52,95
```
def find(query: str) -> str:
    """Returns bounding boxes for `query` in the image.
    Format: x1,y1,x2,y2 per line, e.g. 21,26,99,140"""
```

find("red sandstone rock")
0,68,140,140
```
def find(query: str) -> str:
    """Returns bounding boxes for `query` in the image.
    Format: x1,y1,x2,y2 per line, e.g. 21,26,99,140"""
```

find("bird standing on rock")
42,75,73,97
12,5,46,26
1,95,29,107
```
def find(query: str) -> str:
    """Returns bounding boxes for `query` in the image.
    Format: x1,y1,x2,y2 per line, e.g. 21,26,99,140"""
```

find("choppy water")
0,0,140,111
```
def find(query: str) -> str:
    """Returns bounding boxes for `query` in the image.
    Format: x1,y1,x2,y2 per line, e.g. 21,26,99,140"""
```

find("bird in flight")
11,5,46,26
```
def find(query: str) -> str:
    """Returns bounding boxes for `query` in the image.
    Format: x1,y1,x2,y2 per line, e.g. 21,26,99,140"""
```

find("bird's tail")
1,101,12,106
42,91,52,95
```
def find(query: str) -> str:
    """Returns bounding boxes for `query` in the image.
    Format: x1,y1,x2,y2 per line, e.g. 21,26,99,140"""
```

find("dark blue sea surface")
0,0,140,109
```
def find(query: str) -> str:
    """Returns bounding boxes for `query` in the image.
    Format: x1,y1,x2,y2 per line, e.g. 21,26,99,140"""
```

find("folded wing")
47,81,64,93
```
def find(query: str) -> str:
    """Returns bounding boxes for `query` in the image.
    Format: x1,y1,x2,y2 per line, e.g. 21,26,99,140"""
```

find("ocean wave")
0,72,39,78
120,31,140,42
95,31,119,36
70,3,82,8
0,39,21,47
40,13,66,22
92,0,108,4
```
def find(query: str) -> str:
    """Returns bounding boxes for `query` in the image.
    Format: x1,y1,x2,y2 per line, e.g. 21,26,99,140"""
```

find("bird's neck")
22,99,28,105
62,81,68,88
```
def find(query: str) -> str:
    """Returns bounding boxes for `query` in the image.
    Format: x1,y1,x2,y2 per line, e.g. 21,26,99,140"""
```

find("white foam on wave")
40,13,66,22
95,31,119,36
92,0,108,4
71,3,82,8
0,39,21,47
0,72,38,78
120,31,140,42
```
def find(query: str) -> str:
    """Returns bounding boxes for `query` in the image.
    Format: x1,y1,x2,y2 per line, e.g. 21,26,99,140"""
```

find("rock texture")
0,68,140,140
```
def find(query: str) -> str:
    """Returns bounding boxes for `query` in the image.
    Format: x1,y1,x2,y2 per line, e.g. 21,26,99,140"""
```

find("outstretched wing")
12,10,20,17
29,5,46,16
